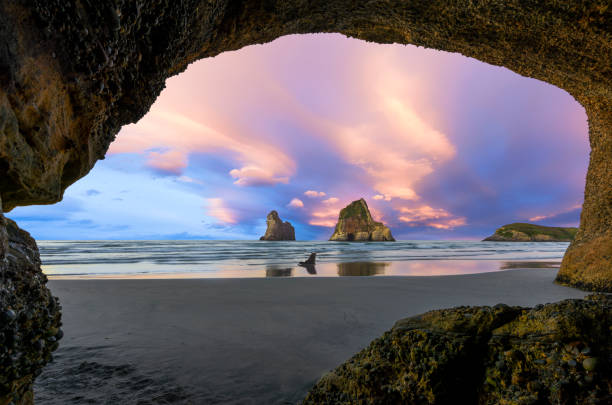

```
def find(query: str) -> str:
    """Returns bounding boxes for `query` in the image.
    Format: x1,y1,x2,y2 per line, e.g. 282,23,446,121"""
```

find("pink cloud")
229,166,289,186
287,198,304,208
145,150,188,175
304,190,326,198
398,205,466,230
322,197,339,204
527,204,582,222
110,104,295,187
309,206,340,227
206,198,237,224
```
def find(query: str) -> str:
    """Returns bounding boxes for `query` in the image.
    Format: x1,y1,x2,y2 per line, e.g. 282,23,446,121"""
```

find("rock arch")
0,1,610,401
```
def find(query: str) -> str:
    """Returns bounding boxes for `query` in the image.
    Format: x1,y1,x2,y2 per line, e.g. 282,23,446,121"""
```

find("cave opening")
1,2,610,403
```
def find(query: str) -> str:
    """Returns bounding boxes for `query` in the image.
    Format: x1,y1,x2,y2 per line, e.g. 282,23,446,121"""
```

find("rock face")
484,223,578,242
304,294,611,404
0,208,62,405
259,211,295,241
0,1,609,289
330,199,394,241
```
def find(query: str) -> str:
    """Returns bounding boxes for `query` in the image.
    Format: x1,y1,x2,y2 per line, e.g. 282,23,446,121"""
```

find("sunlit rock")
330,199,394,241
259,211,295,241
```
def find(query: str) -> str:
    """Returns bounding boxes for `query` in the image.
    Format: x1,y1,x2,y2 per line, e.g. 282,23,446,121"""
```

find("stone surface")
303,294,611,404
0,212,62,405
483,223,578,242
259,210,295,241
0,1,610,288
330,199,394,241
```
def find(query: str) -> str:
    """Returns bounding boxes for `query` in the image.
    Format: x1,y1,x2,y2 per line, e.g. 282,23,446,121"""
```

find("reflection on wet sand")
499,261,561,269
337,262,389,277
299,264,317,275
265,267,294,277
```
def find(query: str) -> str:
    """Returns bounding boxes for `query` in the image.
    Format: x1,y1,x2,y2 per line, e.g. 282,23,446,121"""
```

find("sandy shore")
36,269,587,404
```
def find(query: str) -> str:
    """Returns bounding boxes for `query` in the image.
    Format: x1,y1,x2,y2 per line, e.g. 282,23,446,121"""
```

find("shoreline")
36,268,587,404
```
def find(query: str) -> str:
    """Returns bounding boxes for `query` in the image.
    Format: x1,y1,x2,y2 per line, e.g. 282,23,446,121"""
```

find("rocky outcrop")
484,223,578,242
0,208,62,405
259,211,295,241
304,294,611,404
330,199,394,241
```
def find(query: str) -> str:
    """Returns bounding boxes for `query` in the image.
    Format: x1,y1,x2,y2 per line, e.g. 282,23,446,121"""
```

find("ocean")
39,240,570,278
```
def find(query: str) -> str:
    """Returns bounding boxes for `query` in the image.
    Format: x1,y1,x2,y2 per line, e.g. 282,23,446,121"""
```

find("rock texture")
259,211,295,241
330,199,394,241
303,294,611,404
484,223,579,242
0,1,609,289
0,207,62,405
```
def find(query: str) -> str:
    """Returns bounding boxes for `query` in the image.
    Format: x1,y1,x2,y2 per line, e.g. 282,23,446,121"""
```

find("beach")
35,268,586,404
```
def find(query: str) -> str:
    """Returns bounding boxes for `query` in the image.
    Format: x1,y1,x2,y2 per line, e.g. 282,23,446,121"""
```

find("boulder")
304,294,611,404
259,211,295,241
329,199,394,241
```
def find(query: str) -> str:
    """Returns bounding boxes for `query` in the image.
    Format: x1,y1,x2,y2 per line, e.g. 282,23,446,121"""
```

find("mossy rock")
484,223,579,242
303,295,611,404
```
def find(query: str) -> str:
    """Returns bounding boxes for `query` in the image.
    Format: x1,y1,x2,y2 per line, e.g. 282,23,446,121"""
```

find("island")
329,198,395,241
483,223,578,242
259,211,296,241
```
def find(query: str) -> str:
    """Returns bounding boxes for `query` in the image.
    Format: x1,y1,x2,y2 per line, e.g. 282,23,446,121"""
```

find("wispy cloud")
398,205,466,230
146,150,188,175
304,190,326,198
206,198,237,224
110,108,295,185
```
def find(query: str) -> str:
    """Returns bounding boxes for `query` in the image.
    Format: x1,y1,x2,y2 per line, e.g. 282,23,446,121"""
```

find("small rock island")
483,223,578,242
259,211,296,241
329,199,395,241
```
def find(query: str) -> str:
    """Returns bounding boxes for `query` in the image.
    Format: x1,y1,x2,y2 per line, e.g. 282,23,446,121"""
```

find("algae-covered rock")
303,295,611,404
330,199,394,242
259,211,295,241
484,223,578,242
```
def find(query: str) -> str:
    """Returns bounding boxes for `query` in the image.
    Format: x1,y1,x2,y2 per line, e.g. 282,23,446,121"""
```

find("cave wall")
0,197,62,404
0,1,610,401
2,1,608,290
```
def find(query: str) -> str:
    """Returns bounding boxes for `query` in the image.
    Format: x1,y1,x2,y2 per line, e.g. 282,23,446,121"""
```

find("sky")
10,34,589,240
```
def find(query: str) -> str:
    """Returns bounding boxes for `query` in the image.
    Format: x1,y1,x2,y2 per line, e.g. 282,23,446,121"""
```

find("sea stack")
329,199,395,241
259,211,295,241
483,223,578,242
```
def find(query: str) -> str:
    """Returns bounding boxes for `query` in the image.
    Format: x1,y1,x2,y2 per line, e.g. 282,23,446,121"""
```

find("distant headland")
483,223,578,242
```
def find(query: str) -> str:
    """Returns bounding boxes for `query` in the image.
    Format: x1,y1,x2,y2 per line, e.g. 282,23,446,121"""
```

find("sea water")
38,240,570,278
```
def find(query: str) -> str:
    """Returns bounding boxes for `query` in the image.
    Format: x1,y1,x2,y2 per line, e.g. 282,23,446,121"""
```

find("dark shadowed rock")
330,199,394,241
0,209,62,405
259,211,295,241
303,294,611,404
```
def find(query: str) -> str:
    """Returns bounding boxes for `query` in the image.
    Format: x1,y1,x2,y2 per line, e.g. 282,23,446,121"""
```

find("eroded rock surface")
303,294,611,404
0,207,62,405
259,210,295,241
330,199,394,241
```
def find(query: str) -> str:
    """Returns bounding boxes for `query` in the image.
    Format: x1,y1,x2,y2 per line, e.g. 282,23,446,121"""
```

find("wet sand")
36,268,587,404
